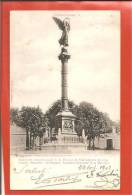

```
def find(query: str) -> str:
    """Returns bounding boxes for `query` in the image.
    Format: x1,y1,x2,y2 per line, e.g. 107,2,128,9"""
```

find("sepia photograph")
10,10,120,190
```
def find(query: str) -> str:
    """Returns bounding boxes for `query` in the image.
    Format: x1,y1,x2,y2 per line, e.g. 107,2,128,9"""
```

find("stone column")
59,47,70,111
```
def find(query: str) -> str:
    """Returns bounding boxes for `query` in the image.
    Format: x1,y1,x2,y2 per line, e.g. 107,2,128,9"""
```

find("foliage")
10,107,19,125
111,120,120,133
45,100,62,129
10,106,49,136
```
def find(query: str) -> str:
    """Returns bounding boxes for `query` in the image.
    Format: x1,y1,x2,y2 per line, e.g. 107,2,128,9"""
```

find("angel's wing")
53,17,64,31
64,18,70,31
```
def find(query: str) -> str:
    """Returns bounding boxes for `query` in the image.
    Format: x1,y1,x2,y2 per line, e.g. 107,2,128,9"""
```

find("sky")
10,11,120,121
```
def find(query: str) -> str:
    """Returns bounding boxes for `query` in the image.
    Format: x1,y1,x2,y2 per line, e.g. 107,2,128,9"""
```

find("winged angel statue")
53,17,70,47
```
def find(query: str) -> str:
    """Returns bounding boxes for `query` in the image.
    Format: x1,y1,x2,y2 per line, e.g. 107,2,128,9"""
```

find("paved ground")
11,144,120,156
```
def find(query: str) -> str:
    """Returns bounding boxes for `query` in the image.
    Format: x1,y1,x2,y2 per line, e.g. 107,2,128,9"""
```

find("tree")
16,106,49,150
10,106,50,150
102,113,113,133
71,102,113,150
111,120,120,133
45,100,62,129
10,108,19,125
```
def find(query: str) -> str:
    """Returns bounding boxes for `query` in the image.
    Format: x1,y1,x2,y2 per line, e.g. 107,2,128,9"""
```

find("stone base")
42,143,87,153
57,133,83,144
56,110,77,135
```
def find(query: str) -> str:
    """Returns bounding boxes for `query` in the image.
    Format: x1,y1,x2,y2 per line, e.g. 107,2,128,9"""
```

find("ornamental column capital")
58,47,71,63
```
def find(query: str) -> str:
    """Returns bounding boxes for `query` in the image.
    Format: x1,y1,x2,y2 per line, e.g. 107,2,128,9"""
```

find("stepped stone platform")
42,143,87,153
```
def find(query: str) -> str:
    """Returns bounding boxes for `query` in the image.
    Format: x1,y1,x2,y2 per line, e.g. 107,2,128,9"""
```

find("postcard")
1,1,132,194
10,10,120,190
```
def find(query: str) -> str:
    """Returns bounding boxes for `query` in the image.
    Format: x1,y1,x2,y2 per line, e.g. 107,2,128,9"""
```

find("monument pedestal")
56,110,80,144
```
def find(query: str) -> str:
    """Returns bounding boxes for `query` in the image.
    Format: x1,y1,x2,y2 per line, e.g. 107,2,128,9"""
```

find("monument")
53,17,79,143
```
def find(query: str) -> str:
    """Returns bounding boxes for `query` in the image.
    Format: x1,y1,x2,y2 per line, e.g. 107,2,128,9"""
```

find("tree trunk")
34,136,37,150
88,138,91,150
39,136,42,150
32,136,35,150
92,137,95,150
30,132,32,150
26,129,30,150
